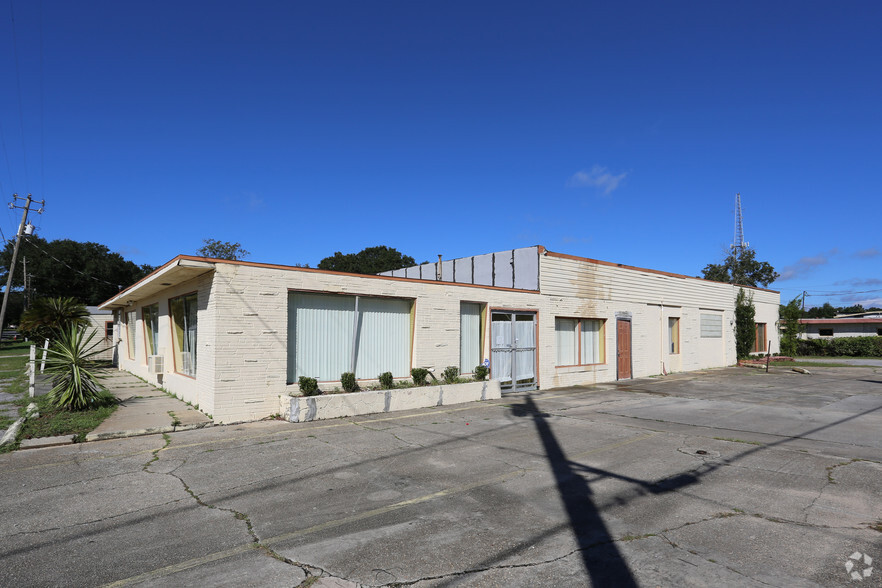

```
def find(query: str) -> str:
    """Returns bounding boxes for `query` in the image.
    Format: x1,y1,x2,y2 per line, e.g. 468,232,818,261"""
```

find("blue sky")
0,1,879,308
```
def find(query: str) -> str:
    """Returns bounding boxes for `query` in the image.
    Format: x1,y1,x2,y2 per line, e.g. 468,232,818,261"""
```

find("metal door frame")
490,310,537,393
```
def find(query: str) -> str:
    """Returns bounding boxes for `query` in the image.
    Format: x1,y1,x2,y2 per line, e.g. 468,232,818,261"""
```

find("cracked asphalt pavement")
2,365,882,587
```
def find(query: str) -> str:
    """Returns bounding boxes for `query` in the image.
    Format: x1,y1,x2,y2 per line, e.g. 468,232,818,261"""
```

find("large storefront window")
288,292,412,382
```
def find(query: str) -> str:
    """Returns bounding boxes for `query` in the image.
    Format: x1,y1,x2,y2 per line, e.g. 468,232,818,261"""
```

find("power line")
806,288,882,297
20,236,120,288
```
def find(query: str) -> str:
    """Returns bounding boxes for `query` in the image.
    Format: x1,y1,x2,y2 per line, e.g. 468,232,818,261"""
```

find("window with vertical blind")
460,302,484,374
288,292,412,383
126,310,137,360
170,293,198,377
555,317,605,366
143,304,159,357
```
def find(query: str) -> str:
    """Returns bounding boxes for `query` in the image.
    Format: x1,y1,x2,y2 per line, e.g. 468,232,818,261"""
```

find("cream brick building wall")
108,251,780,424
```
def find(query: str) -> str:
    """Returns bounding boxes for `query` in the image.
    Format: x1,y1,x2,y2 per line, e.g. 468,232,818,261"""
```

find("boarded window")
700,314,722,338
669,317,680,354
460,302,484,374
753,323,767,353
288,292,412,382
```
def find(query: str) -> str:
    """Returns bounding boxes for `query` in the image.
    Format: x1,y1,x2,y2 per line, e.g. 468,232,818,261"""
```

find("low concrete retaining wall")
280,380,501,423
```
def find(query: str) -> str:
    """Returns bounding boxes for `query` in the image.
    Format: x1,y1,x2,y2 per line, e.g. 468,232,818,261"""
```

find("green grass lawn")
787,360,880,368
20,394,117,442
0,340,118,450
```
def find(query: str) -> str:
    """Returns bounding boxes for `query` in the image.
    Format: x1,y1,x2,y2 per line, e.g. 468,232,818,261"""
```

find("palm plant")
19,297,89,342
45,324,113,410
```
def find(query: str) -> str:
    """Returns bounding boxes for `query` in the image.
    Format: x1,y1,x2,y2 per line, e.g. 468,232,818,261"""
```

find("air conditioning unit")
147,355,164,374
180,352,193,375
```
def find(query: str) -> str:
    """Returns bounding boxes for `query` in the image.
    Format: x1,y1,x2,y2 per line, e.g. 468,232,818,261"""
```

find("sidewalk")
84,368,213,441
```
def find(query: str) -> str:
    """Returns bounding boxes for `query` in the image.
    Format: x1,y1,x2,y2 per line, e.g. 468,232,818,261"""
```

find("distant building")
799,317,882,339
85,306,116,362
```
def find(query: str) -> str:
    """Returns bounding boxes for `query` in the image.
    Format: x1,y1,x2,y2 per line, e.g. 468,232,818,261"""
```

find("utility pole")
0,194,44,344
801,290,807,312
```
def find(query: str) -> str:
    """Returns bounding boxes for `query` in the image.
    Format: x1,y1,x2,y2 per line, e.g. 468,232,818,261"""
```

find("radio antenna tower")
731,193,749,253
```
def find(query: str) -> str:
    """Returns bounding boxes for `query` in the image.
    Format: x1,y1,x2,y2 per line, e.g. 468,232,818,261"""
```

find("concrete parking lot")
2,365,881,587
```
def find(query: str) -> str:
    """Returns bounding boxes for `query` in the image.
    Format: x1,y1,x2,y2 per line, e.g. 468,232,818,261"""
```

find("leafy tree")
19,297,89,342
196,239,250,260
804,302,837,319
318,246,416,275
701,248,779,288
735,288,756,359
803,303,882,318
778,296,804,357
0,237,154,322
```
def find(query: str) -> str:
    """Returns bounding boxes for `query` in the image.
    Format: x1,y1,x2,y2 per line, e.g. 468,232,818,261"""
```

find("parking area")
1,365,881,587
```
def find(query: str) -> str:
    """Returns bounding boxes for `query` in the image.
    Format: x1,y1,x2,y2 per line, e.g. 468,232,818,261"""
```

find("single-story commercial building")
799,317,882,339
99,246,780,423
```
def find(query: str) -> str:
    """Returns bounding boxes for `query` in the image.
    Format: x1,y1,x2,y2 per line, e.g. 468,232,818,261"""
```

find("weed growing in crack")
620,533,656,541
713,436,763,446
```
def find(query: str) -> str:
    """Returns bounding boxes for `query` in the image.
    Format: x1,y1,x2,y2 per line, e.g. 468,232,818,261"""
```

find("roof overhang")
99,257,215,310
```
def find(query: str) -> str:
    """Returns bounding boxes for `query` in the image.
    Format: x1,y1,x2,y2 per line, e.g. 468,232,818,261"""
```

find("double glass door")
490,311,536,392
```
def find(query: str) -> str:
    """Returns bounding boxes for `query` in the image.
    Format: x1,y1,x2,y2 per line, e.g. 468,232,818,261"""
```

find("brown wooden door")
616,319,632,380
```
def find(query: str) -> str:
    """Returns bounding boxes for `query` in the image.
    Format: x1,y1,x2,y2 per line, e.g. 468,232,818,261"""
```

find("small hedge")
796,336,882,357
411,368,429,386
441,366,459,384
341,372,359,392
298,376,320,396
379,372,394,389
474,365,488,381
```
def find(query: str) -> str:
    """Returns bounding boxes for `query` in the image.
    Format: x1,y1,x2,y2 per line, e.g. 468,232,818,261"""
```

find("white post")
29,344,36,398
40,338,49,373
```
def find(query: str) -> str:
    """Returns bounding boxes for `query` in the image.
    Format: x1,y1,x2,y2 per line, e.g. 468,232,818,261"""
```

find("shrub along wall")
796,336,882,357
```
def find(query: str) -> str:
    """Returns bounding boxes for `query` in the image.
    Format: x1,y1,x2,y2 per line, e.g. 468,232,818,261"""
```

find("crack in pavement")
138,431,326,586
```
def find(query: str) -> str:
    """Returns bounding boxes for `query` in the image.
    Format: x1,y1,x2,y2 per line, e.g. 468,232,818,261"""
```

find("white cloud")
777,249,839,281
833,278,882,287
853,247,879,259
567,165,627,195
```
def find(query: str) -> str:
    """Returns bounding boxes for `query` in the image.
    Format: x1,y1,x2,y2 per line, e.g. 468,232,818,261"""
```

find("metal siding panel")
513,246,539,290
493,251,514,289
473,254,493,286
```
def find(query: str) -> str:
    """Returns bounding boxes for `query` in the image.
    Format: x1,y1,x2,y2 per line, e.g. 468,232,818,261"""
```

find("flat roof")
100,245,779,309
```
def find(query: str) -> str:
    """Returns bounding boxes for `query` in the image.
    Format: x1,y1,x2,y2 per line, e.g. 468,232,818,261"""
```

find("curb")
84,421,213,442
0,403,38,447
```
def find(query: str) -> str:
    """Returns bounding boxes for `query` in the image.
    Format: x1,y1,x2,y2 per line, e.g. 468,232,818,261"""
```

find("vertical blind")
143,304,159,356
126,310,137,360
170,293,197,376
460,303,482,373
555,318,603,365
288,292,411,382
